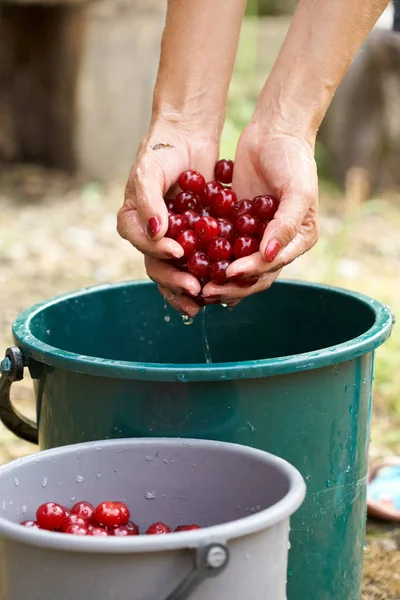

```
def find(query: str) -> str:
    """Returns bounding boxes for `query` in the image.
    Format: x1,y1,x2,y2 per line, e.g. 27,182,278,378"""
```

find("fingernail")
167,251,183,260
205,295,222,301
148,216,161,238
265,240,281,262
184,289,199,297
227,271,244,279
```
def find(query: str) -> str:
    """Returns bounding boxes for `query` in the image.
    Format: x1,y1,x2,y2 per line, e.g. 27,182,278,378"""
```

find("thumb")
126,150,185,241
259,189,312,262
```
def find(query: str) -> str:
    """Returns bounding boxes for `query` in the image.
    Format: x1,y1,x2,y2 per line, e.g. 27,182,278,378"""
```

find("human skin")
118,0,389,317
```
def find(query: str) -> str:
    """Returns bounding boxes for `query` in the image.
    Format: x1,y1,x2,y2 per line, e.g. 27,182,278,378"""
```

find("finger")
158,286,201,318
117,206,184,260
202,271,280,300
227,209,318,278
259,188,316,263
146,256,201,297
125,147,188,242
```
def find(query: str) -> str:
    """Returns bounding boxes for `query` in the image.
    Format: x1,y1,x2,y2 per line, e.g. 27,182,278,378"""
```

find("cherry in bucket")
21,499,200,537
164,159,279,292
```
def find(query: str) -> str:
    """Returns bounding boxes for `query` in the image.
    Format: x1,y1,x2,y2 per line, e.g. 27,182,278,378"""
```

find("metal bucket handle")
165,543,230,600
0,346,38,444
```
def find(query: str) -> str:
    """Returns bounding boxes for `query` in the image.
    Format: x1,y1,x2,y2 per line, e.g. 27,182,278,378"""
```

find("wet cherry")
36,502,67,531
233,236,259,259
178,170,206,194
253,195,279,221
209,260,231,284
187,251,211,279
94,501,130,528
214,159,234,184
176,230,199,256
194,216,220,243
235,213,259,236
71,501,95,523
167,213,186,239
146,522,172,535
174,524,201,532
174,191,201,214
213,189,237,217
207,237,232,260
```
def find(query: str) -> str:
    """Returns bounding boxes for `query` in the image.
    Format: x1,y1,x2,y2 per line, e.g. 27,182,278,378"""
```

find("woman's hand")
202,123,319,303
117,121,219,317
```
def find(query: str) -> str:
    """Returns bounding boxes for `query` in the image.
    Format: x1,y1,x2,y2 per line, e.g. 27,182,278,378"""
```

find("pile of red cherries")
20,500,200,536
166,159,278,285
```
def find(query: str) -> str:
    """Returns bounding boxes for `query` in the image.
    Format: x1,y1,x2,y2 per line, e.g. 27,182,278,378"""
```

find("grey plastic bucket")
0,438,305,600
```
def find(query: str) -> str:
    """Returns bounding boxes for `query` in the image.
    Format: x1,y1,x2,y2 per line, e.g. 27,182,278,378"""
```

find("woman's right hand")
117,120,219,318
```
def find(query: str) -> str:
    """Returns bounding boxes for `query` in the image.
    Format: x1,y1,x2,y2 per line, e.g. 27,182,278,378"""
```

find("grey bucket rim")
12,279,394,382
0,438,306,554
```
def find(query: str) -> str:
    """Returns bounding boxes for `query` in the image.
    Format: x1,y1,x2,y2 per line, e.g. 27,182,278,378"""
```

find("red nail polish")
148,216,161,238
265,240,281,262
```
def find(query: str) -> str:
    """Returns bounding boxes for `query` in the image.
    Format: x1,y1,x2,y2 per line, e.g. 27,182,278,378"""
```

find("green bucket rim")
12,279,394,382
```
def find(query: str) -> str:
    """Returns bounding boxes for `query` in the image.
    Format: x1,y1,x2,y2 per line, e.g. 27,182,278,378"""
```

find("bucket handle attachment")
164,542,229,600
0,346,38,445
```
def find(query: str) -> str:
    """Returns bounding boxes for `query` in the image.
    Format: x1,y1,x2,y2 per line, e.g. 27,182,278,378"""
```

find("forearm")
152,0,247,139
254,0,390,143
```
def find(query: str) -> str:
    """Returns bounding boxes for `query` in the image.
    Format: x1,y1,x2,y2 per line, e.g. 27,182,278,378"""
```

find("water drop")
70,496,76,502
21,505,27,514
145,456,154,462
349,405,354,414
1,500,6,510
192,463,196,468
161,494,167,498
326,480,332,488
170,459,176,464
145,491,157,500
14,478,19,487
164,315,171,323
205,462,210,468
41,478,48,488
175,373,188,382
181,315,194,326
162,458,169,464
288,541,291,550
346,465,351,473
201,307,212,364
96,474,101,480
288,569,293,578
75,475,85,483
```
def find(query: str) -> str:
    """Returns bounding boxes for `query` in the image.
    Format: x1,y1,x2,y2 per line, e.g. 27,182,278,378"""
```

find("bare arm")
254,0,390,143
152,0,247,140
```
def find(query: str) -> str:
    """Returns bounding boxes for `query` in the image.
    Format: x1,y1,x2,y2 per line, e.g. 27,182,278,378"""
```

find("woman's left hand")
202,122,319,304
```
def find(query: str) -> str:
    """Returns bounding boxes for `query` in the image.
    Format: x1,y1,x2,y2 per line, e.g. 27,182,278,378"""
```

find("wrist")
252,74,330,147
152,95,226,143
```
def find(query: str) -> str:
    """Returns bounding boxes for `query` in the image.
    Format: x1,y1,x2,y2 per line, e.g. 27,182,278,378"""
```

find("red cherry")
207,237,232,260
146,522,171,535
175,524,201,532
235,213,259,236
253,195,279,221
200,181,223,207
20,520,41,529
36,502,67,531
178,170,206,194
217,218,235,242
233,236,259,259
194,216,220,243
71,501,95,523
187,251,211,279
231,199,254,222
94,501,130,528
214,159,234,184
182,210,201,230
167,213,186,239
176,230,199,256
112,526,137,536
113,502,130,525
213,189,237,217
64,523,89,535
90,527,109,536
125,521,140,535
210,260,231,284
165,199,175,212
174,191,201,214
61,514,88,532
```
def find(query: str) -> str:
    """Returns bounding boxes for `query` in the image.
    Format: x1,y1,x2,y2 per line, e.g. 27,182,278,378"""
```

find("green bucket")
0,280,394,600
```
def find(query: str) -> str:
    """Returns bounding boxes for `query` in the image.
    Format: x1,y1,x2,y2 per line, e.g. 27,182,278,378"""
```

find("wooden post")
0,0,166,180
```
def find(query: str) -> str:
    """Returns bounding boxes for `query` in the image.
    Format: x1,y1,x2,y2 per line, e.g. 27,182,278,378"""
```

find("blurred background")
0,1,399,596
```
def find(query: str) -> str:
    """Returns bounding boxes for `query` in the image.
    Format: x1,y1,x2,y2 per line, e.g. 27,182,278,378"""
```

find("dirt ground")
0,165,399,598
